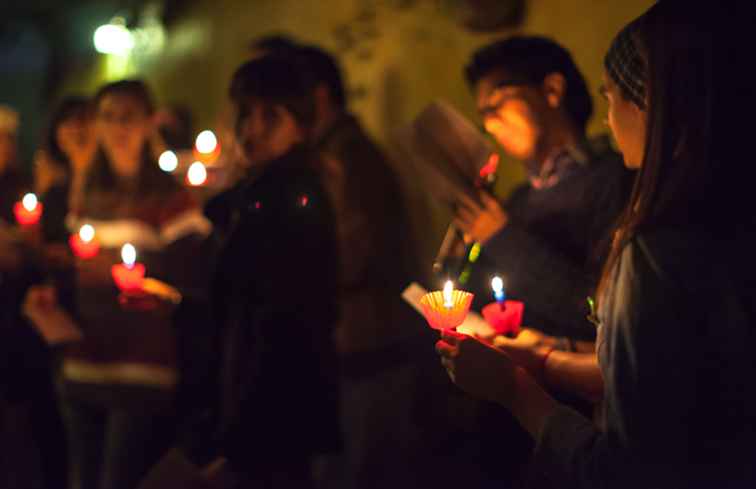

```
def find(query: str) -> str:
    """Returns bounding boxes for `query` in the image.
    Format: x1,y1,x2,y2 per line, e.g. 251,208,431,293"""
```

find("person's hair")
229,55,317,130
84,79,176,215
596,3,745,302
297,44,346,109
465,36,593,131
45,96,92,175
249,34,299,56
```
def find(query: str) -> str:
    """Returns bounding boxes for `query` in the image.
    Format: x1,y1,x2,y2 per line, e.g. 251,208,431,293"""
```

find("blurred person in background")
28,79,212,489
180,55,340,489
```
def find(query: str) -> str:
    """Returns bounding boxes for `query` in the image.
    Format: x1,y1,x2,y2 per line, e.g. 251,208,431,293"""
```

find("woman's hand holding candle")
436,329,520,405
492,328,557,384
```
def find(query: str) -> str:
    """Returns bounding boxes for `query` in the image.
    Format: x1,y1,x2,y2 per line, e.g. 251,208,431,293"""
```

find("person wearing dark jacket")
192,55,340,488
456,36,634,342
438,3,756,487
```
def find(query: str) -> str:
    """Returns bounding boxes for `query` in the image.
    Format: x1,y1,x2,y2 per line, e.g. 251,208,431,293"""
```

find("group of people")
1,1,755,488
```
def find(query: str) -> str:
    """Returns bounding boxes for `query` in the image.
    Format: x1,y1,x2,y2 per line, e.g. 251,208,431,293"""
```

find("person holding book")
457,36,634,343
438,3,756,486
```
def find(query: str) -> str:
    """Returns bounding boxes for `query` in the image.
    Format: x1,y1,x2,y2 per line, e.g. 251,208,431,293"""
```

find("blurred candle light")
69,224,100,259
14,192,43,226
158,150,178,172
186,161,207,186
111,243,146,292
93,21,135,56
492,276,505,310
443,280,454,309
195,130,218,154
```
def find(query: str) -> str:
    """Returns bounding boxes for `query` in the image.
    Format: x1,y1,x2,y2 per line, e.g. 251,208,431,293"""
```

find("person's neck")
311,107,343,142
532,119,582,166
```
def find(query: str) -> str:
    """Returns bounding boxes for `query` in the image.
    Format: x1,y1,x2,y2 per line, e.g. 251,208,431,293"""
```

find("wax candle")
111,243,145,293
69,224,100,259
13,193,43,226
482,300,524,337
420,280,474,331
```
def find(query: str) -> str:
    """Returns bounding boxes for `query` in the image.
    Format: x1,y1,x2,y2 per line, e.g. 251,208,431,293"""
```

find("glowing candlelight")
186,161,207,186
443,280,454,309
111,243,145,292
69,224,100,259
492,276,505,302
14,192,43,226
158,150,178,172
419,281,474,331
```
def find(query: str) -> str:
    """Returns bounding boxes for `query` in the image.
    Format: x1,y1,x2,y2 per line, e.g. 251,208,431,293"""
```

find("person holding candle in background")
24,79,212,489
438,3,756,486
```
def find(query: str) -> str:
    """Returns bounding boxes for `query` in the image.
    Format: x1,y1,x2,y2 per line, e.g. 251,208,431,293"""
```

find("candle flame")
491,276,503,294
121,243,136,267
195,130,217,154
443,280,454,308
187,161,208,186
22,193,38,212
79,224,95,243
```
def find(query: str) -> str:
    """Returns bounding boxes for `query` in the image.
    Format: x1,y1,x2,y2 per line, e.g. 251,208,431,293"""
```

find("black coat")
205,147,341,472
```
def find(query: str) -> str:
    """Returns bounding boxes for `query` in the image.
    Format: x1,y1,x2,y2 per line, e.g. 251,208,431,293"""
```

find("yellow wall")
62,0,655,269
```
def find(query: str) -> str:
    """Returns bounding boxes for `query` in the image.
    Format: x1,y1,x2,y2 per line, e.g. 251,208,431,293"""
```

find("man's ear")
542,72,567,109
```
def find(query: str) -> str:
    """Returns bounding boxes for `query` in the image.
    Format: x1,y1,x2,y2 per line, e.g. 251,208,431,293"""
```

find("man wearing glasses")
456,36,633,344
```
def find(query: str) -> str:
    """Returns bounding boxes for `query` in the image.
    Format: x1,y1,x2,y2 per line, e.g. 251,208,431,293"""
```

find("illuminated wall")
62,0,655,269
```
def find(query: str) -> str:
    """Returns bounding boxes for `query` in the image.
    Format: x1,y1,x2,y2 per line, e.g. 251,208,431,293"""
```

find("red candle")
13,193,43,226
111,243,145,293
482,300,524,337
69,224,100,259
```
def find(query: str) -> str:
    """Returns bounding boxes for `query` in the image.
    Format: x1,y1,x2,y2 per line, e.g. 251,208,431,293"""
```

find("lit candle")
69,224,100,259
13,193,43,226
111,243,146,293
443,280,454,309
419,280,474,331
491,275,506,312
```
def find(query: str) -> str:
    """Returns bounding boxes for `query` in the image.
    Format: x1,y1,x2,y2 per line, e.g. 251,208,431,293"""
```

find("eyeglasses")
478,79,531,119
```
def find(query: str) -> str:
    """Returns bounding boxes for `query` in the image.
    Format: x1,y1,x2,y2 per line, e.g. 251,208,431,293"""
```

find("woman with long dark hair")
50,80,211,489
436,3,756,487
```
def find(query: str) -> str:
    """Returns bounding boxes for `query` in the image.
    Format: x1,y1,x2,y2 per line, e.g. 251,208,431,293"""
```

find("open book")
395,100,495,209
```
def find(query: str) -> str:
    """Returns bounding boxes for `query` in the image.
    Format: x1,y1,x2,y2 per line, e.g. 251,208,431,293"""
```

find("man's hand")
454,191,508,245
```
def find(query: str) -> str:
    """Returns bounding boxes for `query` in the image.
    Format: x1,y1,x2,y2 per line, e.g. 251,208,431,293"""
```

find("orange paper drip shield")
420,290,474,330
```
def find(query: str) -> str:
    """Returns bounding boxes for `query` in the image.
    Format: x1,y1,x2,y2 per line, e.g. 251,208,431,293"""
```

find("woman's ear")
542,72,567,109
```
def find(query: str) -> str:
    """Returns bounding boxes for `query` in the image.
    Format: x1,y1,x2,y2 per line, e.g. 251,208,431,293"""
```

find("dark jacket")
530,229,756,488
468,138,633,340
315,113,421,355
207,146,341,472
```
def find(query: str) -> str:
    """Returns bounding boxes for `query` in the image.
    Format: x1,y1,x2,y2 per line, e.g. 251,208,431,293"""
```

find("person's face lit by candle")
233,98,304,168
96,93,152,179
56,108,96,174
600,72,647,169
475,70,567,161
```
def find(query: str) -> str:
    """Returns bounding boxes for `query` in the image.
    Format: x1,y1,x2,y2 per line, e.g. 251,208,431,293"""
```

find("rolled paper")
111,263,146,293
482,300,524,336
420,289,474,330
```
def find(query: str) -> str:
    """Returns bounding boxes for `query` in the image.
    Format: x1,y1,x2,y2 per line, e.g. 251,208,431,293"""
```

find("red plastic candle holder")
111,263,146,293
419,289,474,331
69,234,100,259
482,300,524,336
13,201,43,226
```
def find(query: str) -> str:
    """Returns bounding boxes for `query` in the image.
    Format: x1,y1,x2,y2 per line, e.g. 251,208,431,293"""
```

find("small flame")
195,130,217,154
492,276,503,294
79,224,95,243
187,161,207,186
22,193,38,212
443,280,454,308
158,150,178,172
121,243,136,267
